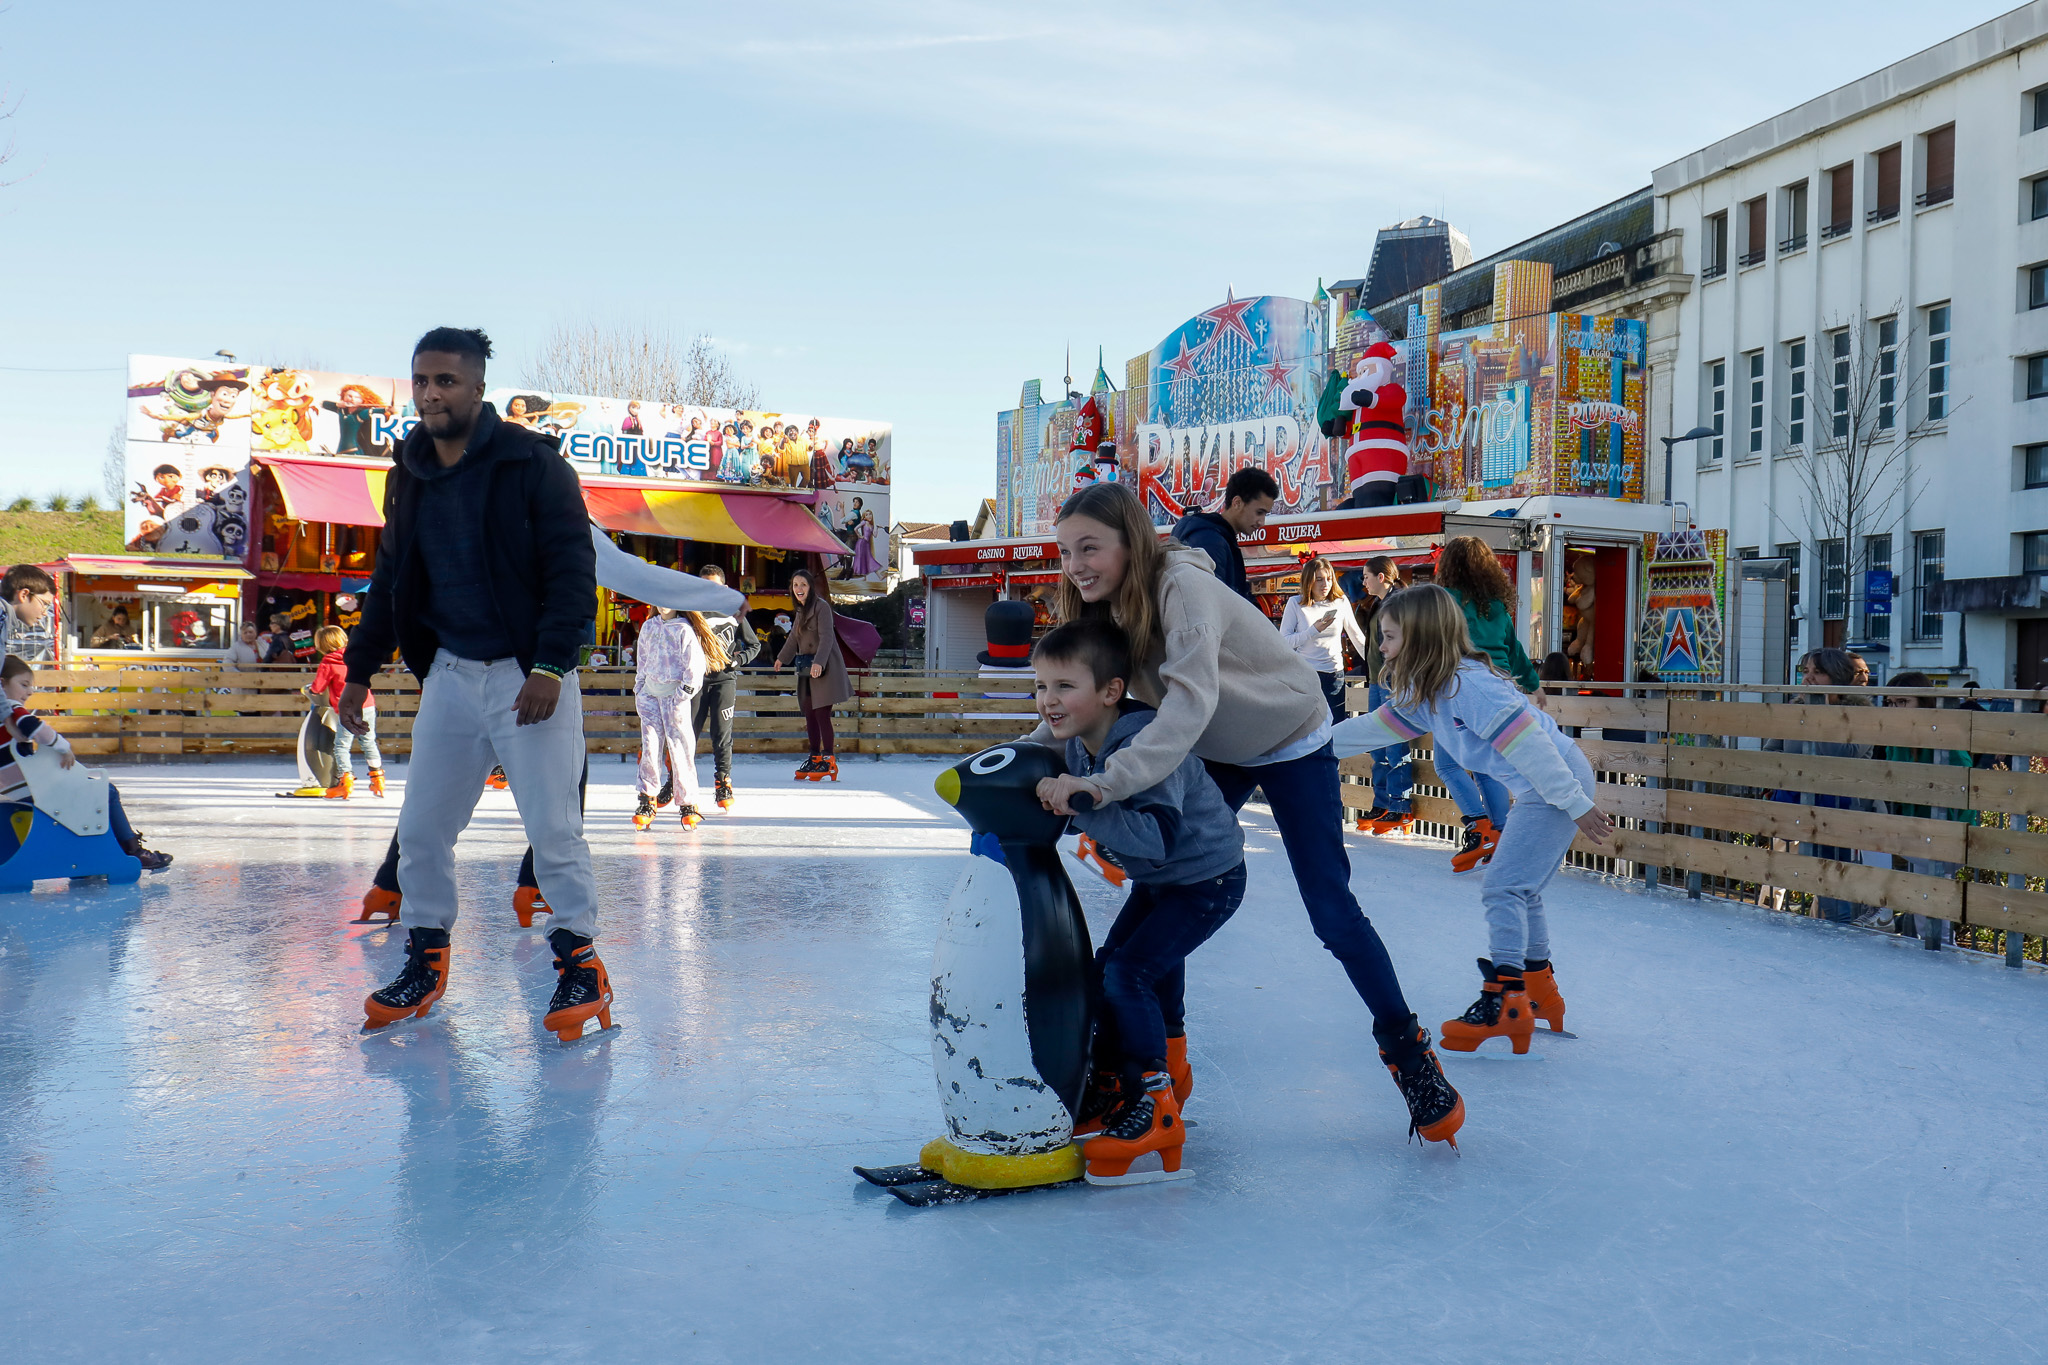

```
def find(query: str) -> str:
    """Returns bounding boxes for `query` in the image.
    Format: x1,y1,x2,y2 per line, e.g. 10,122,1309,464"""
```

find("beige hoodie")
1027,543,1326,803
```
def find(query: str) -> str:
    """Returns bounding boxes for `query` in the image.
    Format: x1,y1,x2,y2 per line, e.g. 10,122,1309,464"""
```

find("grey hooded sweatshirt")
1064,699,1245,886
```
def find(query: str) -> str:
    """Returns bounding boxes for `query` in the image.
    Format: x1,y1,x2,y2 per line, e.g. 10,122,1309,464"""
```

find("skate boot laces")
373,935,446,1008
548,941,605,1013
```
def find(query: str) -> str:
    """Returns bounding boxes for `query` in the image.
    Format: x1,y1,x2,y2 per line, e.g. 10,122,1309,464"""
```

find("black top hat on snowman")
977,599,1037,668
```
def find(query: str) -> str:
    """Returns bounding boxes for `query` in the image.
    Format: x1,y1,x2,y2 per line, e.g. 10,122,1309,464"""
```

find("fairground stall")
916,499,1690,678
58,554,254,665
120,353,894,664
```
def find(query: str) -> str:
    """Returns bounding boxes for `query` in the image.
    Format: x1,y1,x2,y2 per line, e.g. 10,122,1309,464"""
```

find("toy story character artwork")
137,368,249,444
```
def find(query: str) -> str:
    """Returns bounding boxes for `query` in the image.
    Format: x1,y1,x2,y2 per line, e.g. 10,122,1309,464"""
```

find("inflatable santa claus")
1340,341,1410,508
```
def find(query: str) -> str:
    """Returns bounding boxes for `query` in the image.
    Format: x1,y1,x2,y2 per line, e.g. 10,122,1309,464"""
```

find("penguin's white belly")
929,855,1075,1156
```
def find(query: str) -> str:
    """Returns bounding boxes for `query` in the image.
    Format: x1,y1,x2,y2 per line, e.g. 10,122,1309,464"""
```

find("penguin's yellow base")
918,1137,1083,1190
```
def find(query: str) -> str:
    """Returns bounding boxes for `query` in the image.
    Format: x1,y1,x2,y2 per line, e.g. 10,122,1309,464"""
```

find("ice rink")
4,756,2046,1363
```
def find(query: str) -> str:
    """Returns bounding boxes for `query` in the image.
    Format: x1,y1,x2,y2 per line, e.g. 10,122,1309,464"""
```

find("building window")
1784,339,1807,448
1874,317,1898,429
1740,197,1767,267
2032,175,2048,221
1863,534,1892,640
1779,181,1808,252
2026,443,2048,488
1925,304,1949,422
1823,164,1854,239
2024,532,2048,574
1704,359,1726,461
1828,329,1850,439
1914,530,1945,641
2029,354,2048,399
1870,145,1902,222
1777,541,1804,649
2031,264,2048,309
2035,87,2048,131
1745,351,1765,455
1702,212,1728,279
1738,546,1760,560
1821,539,1847,620
1917,125,1954,207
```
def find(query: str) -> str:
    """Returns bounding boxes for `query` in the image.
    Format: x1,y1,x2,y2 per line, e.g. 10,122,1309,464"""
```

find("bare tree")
524,321,760,410
103,421,126,505
1774,305,1953,643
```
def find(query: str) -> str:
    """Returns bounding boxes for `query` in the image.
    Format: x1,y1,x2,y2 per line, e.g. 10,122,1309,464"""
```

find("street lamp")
1657,426,1717,506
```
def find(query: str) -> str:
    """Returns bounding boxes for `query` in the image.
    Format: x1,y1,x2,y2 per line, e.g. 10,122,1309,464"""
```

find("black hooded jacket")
344,402,596,685
1171,510,1252,603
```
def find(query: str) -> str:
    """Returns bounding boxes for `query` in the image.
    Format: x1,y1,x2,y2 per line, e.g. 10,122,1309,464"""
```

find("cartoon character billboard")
998,292,1339,535
1397,264,1647,502
124,355,405,558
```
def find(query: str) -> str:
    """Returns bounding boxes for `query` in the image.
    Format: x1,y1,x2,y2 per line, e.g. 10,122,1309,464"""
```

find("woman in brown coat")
776,567,852,780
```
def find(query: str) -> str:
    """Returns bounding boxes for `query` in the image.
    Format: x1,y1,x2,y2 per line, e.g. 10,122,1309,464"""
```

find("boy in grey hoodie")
1032,618,1246,1179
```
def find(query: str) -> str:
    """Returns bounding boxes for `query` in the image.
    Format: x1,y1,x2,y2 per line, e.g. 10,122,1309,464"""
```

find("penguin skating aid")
855,743,1097,1206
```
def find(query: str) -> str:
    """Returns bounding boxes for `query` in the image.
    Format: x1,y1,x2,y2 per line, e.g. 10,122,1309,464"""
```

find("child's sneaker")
134,846,172,872
1081,1071,1191,1185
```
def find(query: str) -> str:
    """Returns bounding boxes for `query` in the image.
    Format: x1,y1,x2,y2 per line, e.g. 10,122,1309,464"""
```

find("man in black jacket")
340,327,614,1043
688,563,759,809
1171,467,1277,605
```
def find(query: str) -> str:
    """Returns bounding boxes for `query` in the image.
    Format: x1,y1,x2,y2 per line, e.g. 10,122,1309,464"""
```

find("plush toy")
1068,395,1104,492
1340,341,1409,506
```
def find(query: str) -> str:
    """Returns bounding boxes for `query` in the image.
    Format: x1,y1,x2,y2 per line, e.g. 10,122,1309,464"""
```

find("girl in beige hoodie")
1027,483,1463,1148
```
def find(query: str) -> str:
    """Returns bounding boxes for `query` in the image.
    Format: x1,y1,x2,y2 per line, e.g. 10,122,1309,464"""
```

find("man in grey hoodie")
1032,618,1246,1160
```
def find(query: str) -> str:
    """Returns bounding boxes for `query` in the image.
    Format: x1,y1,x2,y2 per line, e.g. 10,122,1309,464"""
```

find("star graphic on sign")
1200,291,1258,349
1162,336,1202,381
1258,358,1294,396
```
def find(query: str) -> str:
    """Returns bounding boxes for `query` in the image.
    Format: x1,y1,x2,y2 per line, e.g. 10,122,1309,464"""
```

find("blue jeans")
108,786,136,851
1315,670,1347,727
1366,682,1412,814
1093,862,1248,1075
332,704,382,775
1205,743,1413,1026
1435,756,1512,826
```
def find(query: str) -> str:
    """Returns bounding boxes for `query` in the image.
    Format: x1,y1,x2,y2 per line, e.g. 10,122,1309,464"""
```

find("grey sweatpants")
1478,746,1596,970
396,652,599,938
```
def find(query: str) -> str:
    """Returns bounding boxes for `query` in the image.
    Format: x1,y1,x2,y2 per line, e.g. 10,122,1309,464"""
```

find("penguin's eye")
968,747,1016,775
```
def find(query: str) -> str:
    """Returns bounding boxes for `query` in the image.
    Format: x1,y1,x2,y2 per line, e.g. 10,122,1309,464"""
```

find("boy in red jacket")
312,625,382,798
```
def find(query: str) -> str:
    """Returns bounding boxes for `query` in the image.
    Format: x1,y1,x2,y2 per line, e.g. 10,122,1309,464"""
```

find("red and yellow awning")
255,457,389,527
581,486,851,555
254,457,849,557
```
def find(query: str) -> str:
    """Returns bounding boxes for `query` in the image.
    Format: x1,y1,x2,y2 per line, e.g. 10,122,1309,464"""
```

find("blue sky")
0,0,2017,524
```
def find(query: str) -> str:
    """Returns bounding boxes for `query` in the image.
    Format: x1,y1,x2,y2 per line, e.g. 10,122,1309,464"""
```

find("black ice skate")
1373,1013,1465,1147
363,927,451,1029
655,777,673,808
544,928,616,1043
632,794,655,830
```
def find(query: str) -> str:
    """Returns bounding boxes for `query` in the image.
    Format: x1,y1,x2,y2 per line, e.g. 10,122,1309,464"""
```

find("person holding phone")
1280,553,1369,725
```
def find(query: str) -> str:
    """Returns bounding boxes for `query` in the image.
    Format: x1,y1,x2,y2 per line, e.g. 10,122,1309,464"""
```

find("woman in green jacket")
1410,537,1537,873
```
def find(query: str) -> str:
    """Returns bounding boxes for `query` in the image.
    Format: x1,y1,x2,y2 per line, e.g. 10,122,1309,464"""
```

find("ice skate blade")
886,1177,1082,1207
552,1020,621,1047
852,1163,940,1187
1441,1039,1544,1061
1535,1026,1578,1039
1085,1164,1195,1187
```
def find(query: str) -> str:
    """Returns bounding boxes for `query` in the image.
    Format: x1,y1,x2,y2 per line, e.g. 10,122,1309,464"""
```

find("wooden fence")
1338,680,2048,950
35,666,2048,945
28,666,1037,759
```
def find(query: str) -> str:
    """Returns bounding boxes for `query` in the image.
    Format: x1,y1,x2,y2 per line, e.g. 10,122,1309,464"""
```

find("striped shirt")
1332,660,1593,817
0,703,71,802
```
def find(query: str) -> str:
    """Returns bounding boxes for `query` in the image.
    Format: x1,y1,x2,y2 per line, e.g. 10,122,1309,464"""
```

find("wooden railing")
1339,681,2048,945
28,666,1033,759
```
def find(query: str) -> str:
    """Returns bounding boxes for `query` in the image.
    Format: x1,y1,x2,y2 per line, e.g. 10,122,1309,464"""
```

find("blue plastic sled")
0,801,140,892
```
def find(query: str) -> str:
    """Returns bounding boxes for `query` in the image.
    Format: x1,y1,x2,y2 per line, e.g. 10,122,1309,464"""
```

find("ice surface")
4,757,2046,1363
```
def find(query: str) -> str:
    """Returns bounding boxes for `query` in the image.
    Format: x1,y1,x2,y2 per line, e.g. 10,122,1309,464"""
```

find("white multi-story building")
1660,2,2048,685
